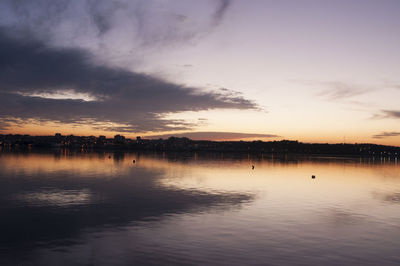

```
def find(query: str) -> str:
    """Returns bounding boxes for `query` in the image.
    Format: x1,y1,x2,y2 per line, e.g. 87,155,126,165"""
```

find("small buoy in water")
252,165,255,170
312,175,315,179
132,159,136,164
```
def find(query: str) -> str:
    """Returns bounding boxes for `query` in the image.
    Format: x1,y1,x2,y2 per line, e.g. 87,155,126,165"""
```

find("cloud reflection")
0,151,253,252
12,189,92,207
372,191,400,204
323,208,366,226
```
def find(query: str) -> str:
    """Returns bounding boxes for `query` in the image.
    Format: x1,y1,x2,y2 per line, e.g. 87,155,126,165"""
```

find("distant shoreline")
1,134,399,157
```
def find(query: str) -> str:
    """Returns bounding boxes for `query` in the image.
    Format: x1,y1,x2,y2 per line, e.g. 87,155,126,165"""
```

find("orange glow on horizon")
1,120,400,146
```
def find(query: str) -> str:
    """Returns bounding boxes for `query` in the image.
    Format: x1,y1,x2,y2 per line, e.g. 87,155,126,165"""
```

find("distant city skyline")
1,0,400,145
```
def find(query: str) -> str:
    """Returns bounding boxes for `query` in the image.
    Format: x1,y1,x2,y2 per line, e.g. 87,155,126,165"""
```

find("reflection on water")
13,189,92,207
0,151,400,265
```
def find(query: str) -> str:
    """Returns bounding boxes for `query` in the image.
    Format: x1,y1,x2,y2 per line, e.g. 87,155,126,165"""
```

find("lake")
0,150,399,265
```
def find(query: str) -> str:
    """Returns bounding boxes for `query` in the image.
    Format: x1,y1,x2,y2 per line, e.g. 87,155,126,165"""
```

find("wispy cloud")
381,110,400,118
290,79,373,101
0,0,232,55
371,110,400,120
316,81,371,100
212,0,231,26
372,132,400,139
145,131,280,141
383,81,400,90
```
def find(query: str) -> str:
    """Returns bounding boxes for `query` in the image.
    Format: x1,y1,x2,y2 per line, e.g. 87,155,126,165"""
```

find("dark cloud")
381,110,400,119
371,110,400,120
0,1,251,133
372,131,400,139
0,28,257,133
145,131,280,141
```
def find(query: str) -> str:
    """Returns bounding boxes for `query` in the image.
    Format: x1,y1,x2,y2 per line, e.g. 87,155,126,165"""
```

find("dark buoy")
312,175,315,179
132,159,136,164
252,165,255,170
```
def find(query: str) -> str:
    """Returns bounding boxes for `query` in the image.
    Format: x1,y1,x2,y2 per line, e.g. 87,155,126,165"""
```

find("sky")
0,0,400,145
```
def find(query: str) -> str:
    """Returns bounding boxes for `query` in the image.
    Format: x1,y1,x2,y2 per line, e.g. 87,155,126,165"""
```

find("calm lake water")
0,150,399,265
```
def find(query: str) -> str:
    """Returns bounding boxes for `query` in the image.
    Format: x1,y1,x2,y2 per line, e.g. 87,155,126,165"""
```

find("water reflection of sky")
1,151,400,265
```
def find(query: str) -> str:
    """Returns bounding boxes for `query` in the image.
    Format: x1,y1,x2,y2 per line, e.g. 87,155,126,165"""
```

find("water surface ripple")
0,151,399,265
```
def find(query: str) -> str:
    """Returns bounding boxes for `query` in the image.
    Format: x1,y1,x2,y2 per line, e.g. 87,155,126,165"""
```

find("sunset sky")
1,0,400,145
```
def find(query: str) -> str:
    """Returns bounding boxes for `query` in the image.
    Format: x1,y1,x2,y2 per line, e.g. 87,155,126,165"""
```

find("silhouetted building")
114,134,125,144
